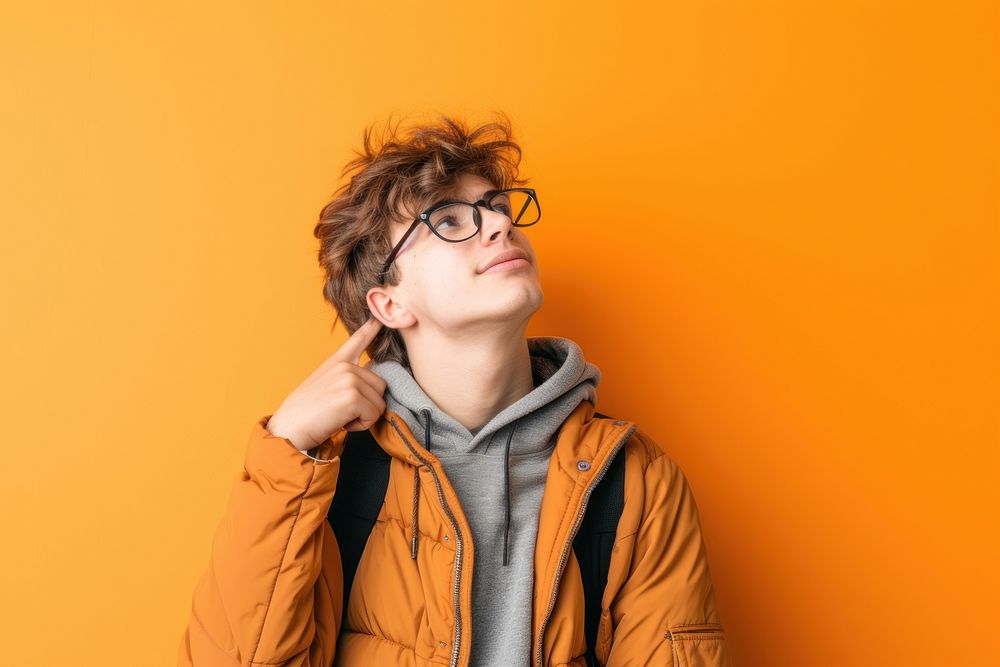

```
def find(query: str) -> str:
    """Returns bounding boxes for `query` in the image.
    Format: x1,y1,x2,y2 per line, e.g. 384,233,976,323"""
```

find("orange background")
1,1,997,665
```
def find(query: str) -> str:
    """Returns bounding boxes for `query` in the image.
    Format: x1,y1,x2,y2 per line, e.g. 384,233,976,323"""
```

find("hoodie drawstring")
501,420,518,566
411,408,519,567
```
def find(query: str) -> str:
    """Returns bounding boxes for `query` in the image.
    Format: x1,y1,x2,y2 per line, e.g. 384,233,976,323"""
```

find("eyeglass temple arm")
379,217,425,282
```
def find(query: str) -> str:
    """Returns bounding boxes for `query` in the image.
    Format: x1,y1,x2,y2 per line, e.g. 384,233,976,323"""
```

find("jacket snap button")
438,640,447,648
443,535,449,541
577,460,591,471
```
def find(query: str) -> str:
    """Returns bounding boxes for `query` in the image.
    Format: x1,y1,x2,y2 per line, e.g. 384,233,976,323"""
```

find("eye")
489,196,513,216
433,216,456,230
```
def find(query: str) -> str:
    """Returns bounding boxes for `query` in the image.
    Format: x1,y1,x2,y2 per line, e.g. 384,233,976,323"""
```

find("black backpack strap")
327,428,391,617
573,411,627,667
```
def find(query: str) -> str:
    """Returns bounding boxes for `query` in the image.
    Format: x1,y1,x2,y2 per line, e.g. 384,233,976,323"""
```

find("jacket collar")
370,401,634,479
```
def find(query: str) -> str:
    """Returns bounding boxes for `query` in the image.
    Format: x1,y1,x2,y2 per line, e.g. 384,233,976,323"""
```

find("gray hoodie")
368,336,602,666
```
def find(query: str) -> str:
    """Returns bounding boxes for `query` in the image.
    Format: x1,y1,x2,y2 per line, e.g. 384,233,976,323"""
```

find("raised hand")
265,317,387,451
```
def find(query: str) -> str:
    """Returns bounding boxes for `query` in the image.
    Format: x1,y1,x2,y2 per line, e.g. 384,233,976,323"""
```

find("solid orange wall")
1,1,996,665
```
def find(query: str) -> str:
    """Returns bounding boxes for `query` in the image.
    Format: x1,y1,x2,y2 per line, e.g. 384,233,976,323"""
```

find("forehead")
446,172,498,199
390,173,499,228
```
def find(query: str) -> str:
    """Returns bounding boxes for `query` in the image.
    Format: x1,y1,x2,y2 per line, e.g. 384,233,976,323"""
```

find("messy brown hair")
314,111,529,367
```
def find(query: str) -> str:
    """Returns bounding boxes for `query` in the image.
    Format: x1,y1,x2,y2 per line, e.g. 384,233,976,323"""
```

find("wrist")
265,416,314,452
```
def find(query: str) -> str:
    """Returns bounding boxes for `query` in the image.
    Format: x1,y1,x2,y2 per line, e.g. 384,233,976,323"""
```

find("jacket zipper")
389,416,465,667
533,423,637,667
666,629,680,664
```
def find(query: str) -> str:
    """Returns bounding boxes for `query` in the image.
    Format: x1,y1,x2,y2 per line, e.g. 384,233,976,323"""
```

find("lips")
479,249,530,273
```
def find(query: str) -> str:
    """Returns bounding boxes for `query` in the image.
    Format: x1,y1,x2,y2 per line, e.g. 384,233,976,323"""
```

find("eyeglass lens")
427,191,540,241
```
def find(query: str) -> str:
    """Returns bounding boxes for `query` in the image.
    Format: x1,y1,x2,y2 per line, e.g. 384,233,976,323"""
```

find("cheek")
403,246,474,295
509,231,535,259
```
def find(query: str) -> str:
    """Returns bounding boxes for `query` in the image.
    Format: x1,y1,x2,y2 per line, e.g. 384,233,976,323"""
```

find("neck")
402,324,536,433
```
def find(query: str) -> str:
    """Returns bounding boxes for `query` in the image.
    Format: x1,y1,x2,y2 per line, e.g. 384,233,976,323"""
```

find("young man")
178,114,731,666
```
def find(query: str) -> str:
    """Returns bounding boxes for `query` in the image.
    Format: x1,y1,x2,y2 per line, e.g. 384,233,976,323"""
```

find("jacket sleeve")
604,451,733,666
177,415,347,667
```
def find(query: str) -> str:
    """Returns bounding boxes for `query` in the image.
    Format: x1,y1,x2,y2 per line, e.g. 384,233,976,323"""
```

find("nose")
476,204,514,243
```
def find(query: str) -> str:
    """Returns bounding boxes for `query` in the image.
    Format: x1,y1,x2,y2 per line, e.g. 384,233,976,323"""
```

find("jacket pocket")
665,623,730,667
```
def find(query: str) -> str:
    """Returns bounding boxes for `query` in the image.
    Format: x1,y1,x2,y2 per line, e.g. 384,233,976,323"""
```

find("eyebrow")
421,188,503,215
454,188,501,203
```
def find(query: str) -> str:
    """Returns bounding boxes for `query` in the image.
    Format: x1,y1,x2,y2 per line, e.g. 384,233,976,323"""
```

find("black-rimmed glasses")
376,187,541,284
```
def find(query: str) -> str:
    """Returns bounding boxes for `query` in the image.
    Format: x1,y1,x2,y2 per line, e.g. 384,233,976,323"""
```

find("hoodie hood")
367,335,602,564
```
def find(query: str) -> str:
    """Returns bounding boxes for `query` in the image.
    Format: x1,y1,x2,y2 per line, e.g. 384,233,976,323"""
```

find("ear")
366,285,417,329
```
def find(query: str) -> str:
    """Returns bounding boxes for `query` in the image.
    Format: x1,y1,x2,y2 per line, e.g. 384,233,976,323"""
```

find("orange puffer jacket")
178,400,732,666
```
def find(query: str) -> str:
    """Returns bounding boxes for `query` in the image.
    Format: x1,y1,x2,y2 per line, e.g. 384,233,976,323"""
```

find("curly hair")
313,111,529,367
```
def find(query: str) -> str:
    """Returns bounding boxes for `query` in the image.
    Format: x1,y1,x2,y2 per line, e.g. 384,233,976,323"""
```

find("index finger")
332,317,384,365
